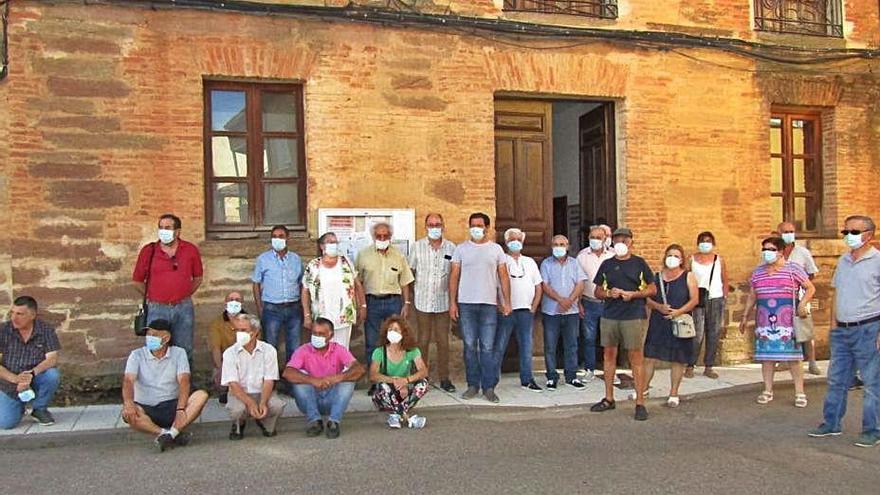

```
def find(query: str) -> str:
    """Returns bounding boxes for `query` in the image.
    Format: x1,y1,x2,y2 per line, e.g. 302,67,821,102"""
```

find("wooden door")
579,103,617,229
494,99,553,258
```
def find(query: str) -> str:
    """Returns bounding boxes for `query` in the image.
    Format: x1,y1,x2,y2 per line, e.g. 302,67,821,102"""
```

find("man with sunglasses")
133,214,204,366
809,215,880,448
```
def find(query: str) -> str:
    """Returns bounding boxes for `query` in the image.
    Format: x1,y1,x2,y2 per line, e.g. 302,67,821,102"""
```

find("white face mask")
235,331,251,347
375,239,390,250
427,227,443,240
613,242,629,257
469,227,485,241
387,330,403,344
323,243,339,257
665,256,682,269
158,228,175,244
226,301,242,315
589,239,604,251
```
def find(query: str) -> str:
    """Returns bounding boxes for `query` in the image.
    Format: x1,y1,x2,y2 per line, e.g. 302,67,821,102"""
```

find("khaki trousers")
415,309,451,381
226,391,286,432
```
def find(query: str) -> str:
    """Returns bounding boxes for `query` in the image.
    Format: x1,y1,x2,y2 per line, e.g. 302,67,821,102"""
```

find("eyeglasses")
841,229,873,236
761,248,778,252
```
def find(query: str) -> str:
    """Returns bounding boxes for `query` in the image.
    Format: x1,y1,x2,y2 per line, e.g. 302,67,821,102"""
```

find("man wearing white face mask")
253,225,304,365
809,215,880,447
222,314,286,440
208,291,248,404
133,213,204,366
576,225,614,379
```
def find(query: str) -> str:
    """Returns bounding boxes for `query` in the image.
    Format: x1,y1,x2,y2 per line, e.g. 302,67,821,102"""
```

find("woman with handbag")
369,316,430,429
642,244,700,408
739,237,816,408
687,231,729,379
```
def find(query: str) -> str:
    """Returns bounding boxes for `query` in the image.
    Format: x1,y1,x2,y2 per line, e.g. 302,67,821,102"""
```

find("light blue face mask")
157,228,175,245
552,246,567,258
226,300,242,315
781,233,796,244
845,233,865,250
271,237,287,251
762,250,778,264
507,240,523,252
145,335,164,352
698,242,713,254
311,335,327,349
323,243,339,257
589,239,604,251
427,227,443,240
469,227,485,241
18,388,35,403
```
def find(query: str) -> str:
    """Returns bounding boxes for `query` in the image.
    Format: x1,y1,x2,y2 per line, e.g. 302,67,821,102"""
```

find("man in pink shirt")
283,318,365,439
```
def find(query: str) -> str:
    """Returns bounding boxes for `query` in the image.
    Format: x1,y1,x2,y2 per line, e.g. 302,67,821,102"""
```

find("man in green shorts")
590,228,656,421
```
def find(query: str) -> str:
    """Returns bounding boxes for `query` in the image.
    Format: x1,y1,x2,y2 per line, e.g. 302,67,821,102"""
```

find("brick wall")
2,1,879,394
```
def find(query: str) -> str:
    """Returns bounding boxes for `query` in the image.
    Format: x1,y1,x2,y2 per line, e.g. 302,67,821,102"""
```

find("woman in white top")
687,231,729,379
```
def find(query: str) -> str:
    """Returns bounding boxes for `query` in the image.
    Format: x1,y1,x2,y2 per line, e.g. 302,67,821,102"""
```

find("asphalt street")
2,382,878,494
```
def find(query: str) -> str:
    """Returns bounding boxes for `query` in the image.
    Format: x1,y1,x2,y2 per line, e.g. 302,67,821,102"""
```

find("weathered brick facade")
1,0,879,395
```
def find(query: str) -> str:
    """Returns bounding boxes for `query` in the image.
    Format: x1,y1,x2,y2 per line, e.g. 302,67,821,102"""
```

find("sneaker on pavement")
583,370,595,381
229,421,245,440
807,424,842,438
483,388,500,403
850,376,864,390
576,368,587,377
30,409,55,426
461,386,479,400
306,420,324,437
439,380,457,393
155,433,175,452
807,362,822,376
408,415,427,429
567,379,586,389
546,379,557,391
522,380,543,392
326,421,341,439
174,431,193,446
387,414,402,429
854,431,880,448
634,405,649,421
590,398,615,412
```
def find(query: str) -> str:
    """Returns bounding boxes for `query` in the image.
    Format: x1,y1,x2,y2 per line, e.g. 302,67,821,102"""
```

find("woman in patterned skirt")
739,236,816,407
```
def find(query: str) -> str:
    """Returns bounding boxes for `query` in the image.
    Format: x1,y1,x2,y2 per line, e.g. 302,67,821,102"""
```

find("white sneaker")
387,414,401,429
667,396,680,408
576,368,587,377
408,415,427,429
583,370,595,381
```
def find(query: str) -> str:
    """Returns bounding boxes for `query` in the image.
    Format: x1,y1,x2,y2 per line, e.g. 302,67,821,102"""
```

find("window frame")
770,106,824,235
502,0,619,20
203,80,307,235
753,0,844,38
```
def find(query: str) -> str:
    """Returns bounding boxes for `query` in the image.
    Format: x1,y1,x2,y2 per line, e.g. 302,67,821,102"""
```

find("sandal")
756,391,774,405
666,396,680,408
590,398,616,412
794,394,808,408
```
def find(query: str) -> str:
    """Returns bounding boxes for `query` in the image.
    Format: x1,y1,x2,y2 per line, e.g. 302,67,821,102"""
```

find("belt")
580,296,602,304
367,294,402,300
836,314,880,328
148,298,190,306
265,300,301,306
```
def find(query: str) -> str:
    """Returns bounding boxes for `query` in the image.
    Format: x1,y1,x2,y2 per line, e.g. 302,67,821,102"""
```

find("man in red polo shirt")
133,214,204,365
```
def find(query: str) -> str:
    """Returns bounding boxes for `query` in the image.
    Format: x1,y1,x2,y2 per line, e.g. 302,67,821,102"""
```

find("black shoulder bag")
697,255,717,308
133,243,158,336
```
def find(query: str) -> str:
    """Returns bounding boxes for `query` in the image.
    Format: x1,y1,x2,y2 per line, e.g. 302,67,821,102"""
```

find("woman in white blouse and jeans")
687,231,729,379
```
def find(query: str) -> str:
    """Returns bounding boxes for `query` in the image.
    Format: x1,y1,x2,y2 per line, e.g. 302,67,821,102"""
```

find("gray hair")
845,215,876,231
551,234,569,244
588,225,607,237
371,221,394,238
233,313,261,332
504,228,525,242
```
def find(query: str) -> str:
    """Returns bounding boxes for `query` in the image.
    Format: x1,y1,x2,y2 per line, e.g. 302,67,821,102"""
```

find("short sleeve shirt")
505,254,543,310
355,246,415,296
286,342,357,379
452,241,506,305
220,341,279,394
593,255,654,320
787,245,819,276
832,247,880,322
371,347,421,378
0,320,61,398
408,238,456,313
132,240,204,304
540,256,588,315
252,250,303,303
124,346,190,407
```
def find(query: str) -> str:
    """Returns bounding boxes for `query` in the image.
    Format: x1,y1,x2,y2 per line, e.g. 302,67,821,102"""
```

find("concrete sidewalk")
0,362,826,440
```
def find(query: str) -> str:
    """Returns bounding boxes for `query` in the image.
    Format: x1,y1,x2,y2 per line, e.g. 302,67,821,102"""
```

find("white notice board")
317,208,416,264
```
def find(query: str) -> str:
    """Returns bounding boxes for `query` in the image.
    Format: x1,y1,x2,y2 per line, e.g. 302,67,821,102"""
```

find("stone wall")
2,1,880,395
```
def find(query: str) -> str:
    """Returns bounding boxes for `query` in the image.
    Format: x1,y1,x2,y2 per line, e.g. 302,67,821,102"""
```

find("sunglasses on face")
840,229,873,236
761,248,778,252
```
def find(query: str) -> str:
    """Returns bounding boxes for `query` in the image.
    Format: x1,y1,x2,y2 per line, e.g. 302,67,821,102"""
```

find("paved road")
2,383,878,494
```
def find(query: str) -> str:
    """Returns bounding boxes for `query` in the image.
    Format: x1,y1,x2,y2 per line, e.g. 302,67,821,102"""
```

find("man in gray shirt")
809,215,880,448
122,319,209,452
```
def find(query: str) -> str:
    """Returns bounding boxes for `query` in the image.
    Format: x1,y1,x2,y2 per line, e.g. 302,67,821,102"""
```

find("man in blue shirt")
252,225,304,364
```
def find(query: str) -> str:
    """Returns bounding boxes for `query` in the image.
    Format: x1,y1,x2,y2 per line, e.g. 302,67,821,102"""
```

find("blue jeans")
459,303,498,390
495,310,535,385
147,298,195,362
579,299,603,372
0,368,61,429
543,313,579,382
291,381,356,424
261,301,303,364
365,295,403,366
822,321,880,434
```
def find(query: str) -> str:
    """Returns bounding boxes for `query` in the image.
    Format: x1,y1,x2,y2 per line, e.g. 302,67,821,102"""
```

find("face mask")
698,242,713,254
323,243,339,257
271,238,287,251
781,233,796,244
375,239,390,250
665,256,682,269
235,331,251,347
613,242,629,257
469,227,485,241
145,335,164,352
507,240,523,252
311,335,327,349
226,301,242,315
158,228,175,245
589,239,604,251
387,330,403,344
845,233,865,250
18,388,36,403
762,250,778,264
604,238,613,249
552,246,567,258
427,228,442,240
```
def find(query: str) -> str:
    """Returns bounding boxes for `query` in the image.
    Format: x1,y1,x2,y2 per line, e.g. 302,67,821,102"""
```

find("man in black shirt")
589,228,656,421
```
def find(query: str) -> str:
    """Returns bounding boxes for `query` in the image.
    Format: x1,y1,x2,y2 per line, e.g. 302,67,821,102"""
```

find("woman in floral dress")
739,236,815,407
302,232,366,348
